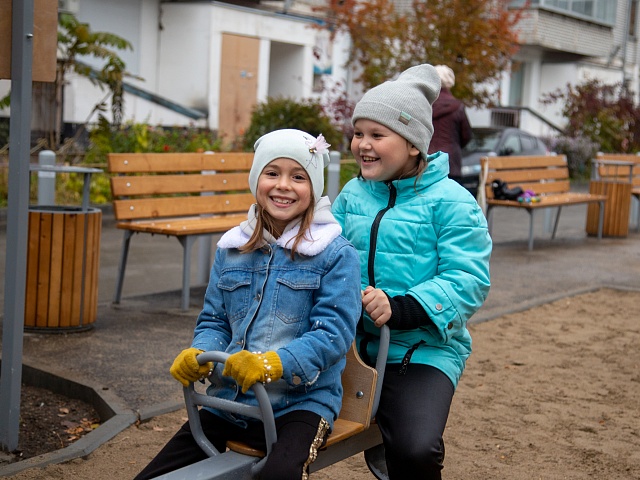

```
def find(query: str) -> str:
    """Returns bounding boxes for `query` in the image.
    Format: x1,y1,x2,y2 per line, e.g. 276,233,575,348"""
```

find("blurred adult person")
428,65,473,186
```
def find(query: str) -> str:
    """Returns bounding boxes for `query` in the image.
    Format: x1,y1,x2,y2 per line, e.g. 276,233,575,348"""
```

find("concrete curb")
0,362,183,477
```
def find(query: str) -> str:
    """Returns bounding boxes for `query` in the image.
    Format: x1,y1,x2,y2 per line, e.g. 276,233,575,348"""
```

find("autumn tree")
317,0,526,106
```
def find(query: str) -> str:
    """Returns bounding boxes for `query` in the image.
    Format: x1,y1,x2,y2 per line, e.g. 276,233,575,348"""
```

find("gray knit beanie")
352,64,441,155
250,129,331,201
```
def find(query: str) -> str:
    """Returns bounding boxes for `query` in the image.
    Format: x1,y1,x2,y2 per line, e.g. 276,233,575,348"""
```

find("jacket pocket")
274,271,321,324
217,270,252,322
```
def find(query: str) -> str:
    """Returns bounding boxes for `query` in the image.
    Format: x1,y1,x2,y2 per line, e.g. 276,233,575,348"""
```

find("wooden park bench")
107,152,254,310
479,154,607,250
593,152,640,233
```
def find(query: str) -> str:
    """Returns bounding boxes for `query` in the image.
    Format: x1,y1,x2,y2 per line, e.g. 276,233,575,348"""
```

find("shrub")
241,97,341,152
542,80,640,154
86,117,223,165
544,135,599,180
50,119,224,206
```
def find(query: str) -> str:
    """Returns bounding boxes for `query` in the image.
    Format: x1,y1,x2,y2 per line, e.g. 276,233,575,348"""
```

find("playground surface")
1,197,639,478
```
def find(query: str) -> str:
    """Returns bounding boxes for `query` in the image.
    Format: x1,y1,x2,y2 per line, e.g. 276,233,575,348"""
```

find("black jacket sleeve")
384,293,432,330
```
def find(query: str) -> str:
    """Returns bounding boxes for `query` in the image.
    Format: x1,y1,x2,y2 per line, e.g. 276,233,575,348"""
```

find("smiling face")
351,119,421,182
256,157,313,236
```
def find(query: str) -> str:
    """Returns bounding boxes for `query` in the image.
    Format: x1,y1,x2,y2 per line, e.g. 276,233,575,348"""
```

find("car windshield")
463,130,502,153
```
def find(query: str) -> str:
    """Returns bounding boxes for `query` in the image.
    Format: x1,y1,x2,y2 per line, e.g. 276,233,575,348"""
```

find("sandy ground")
6,287,640,480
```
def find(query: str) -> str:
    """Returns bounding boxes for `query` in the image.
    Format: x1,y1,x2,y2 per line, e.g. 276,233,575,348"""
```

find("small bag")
491,179,523,201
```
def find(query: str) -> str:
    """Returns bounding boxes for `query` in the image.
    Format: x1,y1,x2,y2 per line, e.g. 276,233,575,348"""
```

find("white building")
469,0,639,137
1,0,638,142
0,0,352,145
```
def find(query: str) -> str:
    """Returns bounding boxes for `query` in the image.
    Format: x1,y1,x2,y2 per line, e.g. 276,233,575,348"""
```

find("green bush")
241,97,341,152
86,117,223,164
49,118,224,205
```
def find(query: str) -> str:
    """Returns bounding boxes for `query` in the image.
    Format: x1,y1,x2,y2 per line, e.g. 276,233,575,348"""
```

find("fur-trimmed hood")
217,196,342,256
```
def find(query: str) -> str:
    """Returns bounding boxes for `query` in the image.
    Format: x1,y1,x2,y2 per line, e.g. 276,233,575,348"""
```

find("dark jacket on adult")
427,88,473,178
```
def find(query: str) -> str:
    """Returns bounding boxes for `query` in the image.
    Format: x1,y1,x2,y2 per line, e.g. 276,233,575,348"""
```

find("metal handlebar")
184,351,277,474
370,324,390,420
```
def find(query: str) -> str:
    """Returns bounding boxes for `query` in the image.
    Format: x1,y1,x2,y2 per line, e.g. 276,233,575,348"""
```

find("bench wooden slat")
108,152,254,173
486,192,605,209
112,193,255,221
111,172,250,196
483,155,568,169
115,214,249,236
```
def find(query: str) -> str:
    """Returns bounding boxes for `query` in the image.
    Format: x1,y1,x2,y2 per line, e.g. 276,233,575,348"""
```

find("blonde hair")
239,196,317,259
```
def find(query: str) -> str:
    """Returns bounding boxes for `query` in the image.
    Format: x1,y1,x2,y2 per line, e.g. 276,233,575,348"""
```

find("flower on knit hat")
304,134,331,168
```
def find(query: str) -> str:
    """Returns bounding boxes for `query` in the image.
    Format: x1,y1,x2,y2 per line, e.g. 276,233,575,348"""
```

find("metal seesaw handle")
183,351,278,469
370,324,390,420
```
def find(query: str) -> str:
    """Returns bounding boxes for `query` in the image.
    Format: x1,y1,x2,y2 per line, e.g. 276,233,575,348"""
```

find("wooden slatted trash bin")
25,165,103,332
586,159,634,238
586,181,632,237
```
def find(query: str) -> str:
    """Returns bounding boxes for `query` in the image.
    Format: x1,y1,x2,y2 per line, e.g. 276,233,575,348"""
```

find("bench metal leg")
527,210,536,251
485,205,494,235
597,200,605,239
551,206,563,240
178,236,197,311
113,230,134,304
633,194,640,233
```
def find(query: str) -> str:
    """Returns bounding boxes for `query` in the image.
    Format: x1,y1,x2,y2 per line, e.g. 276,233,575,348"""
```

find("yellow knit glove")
170,348,213,387
222,350,283,393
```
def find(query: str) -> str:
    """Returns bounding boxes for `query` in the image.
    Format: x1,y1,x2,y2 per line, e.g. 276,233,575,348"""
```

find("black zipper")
359,181,398,366
367,182,397,286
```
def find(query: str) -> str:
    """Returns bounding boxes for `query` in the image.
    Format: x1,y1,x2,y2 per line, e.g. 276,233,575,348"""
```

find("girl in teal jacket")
332,64,492,479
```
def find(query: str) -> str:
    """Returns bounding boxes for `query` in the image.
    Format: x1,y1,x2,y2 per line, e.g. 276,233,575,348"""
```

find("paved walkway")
0,197,639,474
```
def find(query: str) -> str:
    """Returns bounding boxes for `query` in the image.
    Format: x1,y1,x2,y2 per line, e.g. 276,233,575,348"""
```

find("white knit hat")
250,129,331,201
352,64,441,155
434,65,455,89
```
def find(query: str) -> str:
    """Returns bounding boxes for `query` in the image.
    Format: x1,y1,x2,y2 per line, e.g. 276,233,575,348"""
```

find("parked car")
460,127,549,196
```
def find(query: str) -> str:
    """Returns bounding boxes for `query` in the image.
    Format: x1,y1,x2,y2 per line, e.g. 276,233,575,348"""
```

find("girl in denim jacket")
135,129,362,480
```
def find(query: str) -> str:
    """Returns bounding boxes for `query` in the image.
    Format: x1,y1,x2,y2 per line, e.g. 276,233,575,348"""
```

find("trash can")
586,159,634,238
25,165,103,332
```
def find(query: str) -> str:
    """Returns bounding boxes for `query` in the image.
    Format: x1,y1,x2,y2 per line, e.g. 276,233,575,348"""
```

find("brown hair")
239,196,317,259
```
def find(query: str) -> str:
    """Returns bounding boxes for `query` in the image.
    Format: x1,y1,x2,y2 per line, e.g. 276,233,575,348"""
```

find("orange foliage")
317,0,527,107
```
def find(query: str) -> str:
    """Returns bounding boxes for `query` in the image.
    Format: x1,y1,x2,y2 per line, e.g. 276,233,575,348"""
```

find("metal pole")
0,0,34,452
327,151,341,202
37,150,56,205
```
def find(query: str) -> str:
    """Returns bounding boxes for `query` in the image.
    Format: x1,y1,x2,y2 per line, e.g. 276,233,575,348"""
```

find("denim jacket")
191,205,361,430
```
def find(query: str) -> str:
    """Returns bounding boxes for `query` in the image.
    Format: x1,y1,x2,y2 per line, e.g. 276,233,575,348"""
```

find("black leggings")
376,363,455,480
134,409,327,480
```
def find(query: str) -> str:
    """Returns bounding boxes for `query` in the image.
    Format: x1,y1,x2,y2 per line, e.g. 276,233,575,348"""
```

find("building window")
630,0,638,38
510,0,617,25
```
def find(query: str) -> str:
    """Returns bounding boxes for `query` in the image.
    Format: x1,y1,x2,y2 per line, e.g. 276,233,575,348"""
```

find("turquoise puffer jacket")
332,152,492,388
